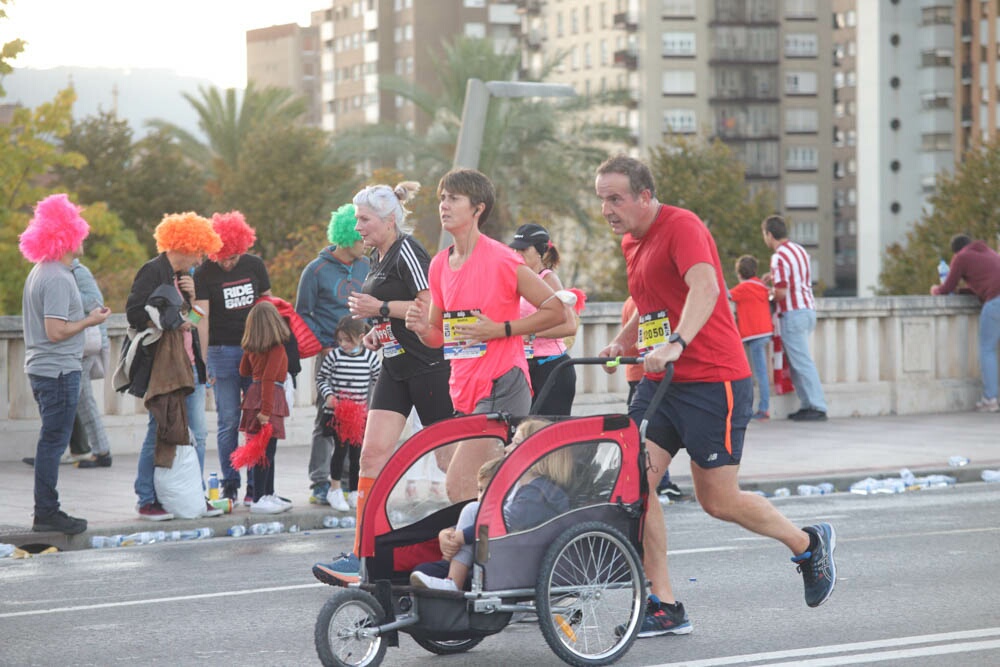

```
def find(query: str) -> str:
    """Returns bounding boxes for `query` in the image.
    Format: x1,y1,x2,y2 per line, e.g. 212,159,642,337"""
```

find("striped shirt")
316,347,381,403
770,240,815,313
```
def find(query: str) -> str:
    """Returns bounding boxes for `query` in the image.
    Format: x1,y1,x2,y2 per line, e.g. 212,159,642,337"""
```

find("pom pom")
327,203,361,247
19,194,90,263
154,212,223,256
208,210,256,261
230,423,273,469
334,397,367,446
567,288,587,314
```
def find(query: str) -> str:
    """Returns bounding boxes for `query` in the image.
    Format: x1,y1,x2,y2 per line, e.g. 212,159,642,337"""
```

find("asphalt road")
2,483,999,667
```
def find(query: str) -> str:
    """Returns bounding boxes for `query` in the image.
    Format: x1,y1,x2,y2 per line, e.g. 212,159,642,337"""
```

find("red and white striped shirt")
770,240,815,313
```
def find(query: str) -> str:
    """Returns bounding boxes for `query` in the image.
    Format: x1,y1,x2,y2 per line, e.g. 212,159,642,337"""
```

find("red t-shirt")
622,205,750,383
729,277,773,341
429,234,528,413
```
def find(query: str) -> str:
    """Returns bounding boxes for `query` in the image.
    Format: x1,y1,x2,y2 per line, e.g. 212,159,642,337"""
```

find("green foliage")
879,137,1000,295
76,202,147,309
214,121,358,260
647,136,775,286
55,110,133,209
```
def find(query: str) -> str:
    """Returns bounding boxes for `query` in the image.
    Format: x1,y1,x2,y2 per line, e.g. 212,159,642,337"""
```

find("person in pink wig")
20,194,111,535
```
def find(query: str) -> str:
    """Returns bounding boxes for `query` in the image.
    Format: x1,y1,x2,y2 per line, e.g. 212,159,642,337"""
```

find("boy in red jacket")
730,255,773,420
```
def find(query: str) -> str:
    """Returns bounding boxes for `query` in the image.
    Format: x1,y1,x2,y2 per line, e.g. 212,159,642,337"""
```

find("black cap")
509,223,550,249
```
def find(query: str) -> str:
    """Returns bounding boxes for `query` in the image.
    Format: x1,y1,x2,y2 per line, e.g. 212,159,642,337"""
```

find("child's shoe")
327,488,349,512
309,481,331,505
410,571,459,592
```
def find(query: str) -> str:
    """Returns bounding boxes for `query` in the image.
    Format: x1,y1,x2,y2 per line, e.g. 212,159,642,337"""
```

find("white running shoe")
347,491,358,509
410,571,459,592
250,495,285,514
327,489,350,512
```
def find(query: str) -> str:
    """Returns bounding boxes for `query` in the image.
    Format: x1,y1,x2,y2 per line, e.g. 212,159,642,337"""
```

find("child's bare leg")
447,560,470,589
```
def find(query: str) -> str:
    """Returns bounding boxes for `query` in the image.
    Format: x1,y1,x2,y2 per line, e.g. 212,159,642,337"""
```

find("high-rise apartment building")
520,0,836,290
246,23,322,127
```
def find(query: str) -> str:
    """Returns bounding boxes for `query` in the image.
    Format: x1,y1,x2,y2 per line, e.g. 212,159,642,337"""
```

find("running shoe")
313,552,360,585
410,571,459,592
617,595,693,638
792,523,837,607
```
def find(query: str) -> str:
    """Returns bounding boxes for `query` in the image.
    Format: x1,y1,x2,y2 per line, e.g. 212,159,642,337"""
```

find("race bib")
442,309,487,360
637,310,670,357
372,317,404,358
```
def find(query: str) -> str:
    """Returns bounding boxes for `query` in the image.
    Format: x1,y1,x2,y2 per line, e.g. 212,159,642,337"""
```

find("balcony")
515,0,542,16
613,11,638,31
613,49,638,70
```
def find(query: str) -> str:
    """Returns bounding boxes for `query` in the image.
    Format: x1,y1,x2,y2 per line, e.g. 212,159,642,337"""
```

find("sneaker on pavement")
786,408,806,420
309,481,331,505
347,491,358,509
313,552,361,585
137,502,174,522
975,397,999,412
410,571,459,592
33,510,87,535
221,481,239,502
793,523,837,608
76,453,113,468
250,495,286,514
751,410,770,421
274,495,293,512
791,408,828,422
201,501,224,518
657,481,685,500
618,596,692,638
327,489,349,512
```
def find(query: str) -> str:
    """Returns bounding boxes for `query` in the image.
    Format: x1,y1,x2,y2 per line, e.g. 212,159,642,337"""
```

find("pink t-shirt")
519,269,567,358
429,234,528,413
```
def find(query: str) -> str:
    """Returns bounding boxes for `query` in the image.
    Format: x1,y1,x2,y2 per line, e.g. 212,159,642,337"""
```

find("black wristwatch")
668,332,687,351
379,301,390,317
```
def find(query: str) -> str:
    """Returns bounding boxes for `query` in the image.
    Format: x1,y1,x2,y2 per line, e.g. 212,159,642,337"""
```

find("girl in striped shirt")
315,316,381,511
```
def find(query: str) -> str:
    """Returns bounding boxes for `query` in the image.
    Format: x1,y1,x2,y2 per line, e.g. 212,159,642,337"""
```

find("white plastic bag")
154,442,204,519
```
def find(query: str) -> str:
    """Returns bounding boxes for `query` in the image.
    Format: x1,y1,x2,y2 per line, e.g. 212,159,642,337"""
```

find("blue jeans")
980,297,1000,400
134,369,207,506
745,335,771,413
29,372,82,517
779,309,827,413
208,345,249,487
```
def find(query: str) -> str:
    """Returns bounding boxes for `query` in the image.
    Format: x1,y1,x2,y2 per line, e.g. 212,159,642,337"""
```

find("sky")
4,0,323,89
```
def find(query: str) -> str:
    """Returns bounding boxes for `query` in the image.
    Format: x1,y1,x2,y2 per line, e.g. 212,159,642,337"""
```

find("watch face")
380,303,390,317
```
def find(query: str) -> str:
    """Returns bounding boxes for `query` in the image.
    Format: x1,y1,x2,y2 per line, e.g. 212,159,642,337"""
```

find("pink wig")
208,210,256,262
154,212,223,256
19,194,90,263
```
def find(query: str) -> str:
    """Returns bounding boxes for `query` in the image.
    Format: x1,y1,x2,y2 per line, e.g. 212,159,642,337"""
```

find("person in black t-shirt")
194,211,271,504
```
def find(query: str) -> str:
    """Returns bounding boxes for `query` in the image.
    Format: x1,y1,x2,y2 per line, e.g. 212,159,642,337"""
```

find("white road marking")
646,627,1000,667
0,582,325,619
668,547,738,555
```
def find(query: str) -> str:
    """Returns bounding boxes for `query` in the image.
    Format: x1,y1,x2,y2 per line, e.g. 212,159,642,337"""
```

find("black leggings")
330,438,361,491
251,438,277,501
529,355,576,416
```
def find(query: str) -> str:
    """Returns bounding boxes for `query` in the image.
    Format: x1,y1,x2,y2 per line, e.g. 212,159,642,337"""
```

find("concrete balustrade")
0,295,989,461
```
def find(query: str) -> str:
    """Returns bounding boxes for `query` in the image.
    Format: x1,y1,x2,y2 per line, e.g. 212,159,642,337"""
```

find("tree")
879,137,1000,294
55,110,133,209
75,202,147,309
214,121,358,260
648,136,776,286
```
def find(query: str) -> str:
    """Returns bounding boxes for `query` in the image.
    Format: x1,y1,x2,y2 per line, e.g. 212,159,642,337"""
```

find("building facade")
246,23,322,127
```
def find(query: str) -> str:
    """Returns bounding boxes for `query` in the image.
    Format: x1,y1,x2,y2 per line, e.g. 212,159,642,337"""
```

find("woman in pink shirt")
406,168,566,500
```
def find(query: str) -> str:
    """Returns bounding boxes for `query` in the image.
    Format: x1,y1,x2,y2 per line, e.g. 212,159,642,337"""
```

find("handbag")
83,325,102,357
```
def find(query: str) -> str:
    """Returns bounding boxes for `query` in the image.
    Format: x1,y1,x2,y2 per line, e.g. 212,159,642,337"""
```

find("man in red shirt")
931,234,1000,412
596,155,836,638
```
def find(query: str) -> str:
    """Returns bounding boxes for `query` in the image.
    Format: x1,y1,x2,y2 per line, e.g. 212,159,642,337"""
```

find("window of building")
557,12,564,37
394,26,402,42
786,183,819,208
464,22,486,38
792,220,819,245
662,0,696,18
601,40,609,66
920,49,953,67
785,108,818,132
463,0,486,7
921,132,952,150
785,0,817,19
571,9,578,34
584,43,592,68
662,70,696,95
784,33,818,57
663,108,697,133
921,6,953,25
785,71,817,95
921,92,952,109
786,146,818,170
662,32,696,57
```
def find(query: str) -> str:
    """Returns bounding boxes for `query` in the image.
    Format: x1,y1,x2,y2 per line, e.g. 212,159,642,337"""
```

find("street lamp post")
439,78,576,249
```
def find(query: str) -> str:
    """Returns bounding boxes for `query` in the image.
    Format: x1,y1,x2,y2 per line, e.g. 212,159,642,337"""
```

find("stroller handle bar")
530,355,674,443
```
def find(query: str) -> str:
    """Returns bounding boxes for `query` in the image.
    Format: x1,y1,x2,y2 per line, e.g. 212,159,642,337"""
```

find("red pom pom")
230,423,273,469
334,398,367,446
567,288,587,314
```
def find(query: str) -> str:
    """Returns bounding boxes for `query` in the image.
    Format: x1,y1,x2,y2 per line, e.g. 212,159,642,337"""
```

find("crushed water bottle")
0,543,16,558
168,528,214,541
227,525,247,537
981,470,1000,483
322,516,340,529
948,456,970,467
850,477,904,495
772,487,791,497
339,517,356,529
796,484,824,496
923,474,956,488
90,535,121,549
818,482,835,494
249,521,285,535
119,531,166,546
900,469,917,487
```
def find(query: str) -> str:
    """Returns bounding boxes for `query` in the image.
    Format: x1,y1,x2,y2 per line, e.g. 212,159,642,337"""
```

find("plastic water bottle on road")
339,517,356,529
322,516,340,528
0,543,16,558
120,531,166,546
948,456,970,467
227,525,247,537
982,470,1000,483
90,535,120,548
249,521,285,535
168,528,214,541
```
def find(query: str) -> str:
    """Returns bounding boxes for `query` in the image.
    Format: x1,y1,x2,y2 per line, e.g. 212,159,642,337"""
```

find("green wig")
327,203,361,247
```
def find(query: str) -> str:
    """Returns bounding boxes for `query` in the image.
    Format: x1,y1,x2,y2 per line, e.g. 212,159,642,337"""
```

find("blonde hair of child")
241,301,290,354
478,456,504,484
531,446,574,488
513,417,551,443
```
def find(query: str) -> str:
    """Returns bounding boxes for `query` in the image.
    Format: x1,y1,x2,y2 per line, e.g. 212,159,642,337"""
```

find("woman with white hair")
313,181,453,585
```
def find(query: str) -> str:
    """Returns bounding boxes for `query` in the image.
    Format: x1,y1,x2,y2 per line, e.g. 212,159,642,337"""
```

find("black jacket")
124,253,207,396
